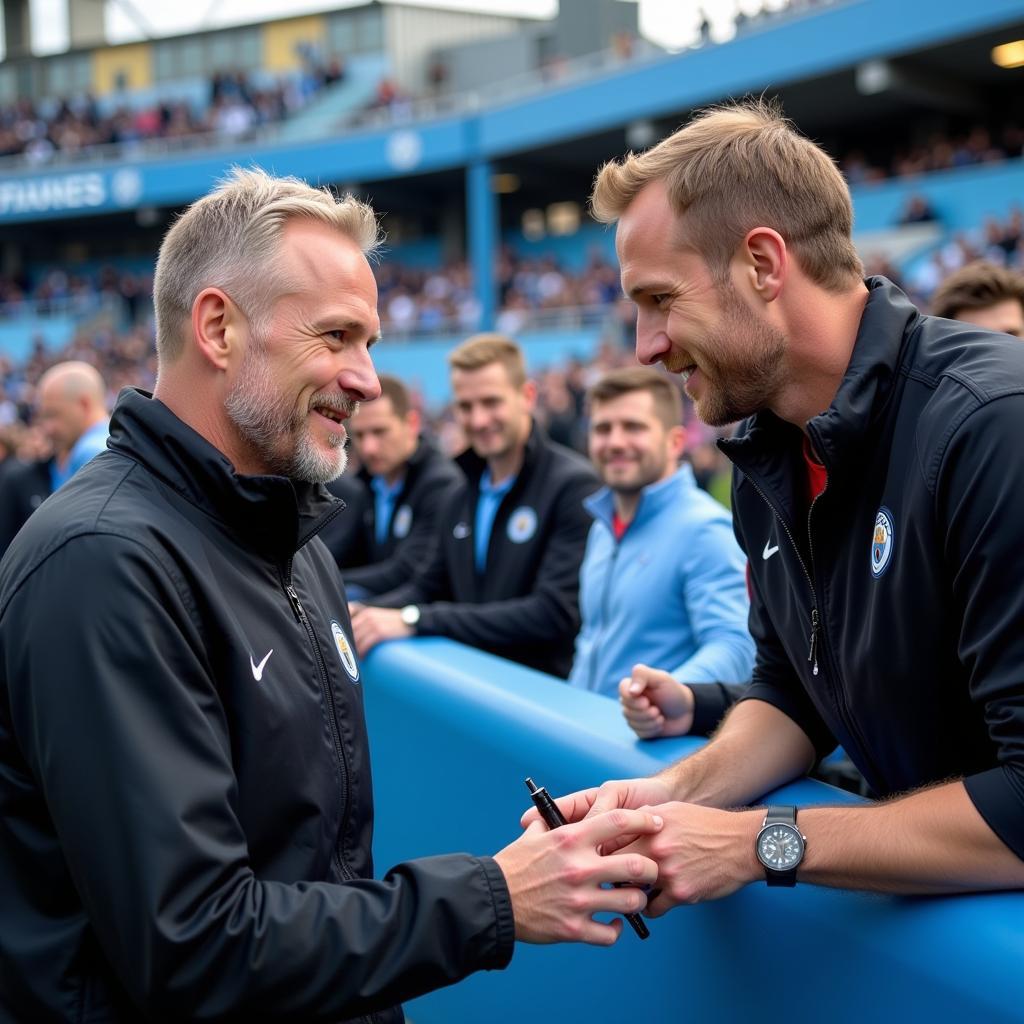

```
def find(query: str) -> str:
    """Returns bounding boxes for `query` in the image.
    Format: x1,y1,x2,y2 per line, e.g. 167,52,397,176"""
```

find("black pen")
525,777,650,940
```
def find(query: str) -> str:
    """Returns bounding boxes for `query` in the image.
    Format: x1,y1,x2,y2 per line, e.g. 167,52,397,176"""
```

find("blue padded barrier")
361,638,1024,1024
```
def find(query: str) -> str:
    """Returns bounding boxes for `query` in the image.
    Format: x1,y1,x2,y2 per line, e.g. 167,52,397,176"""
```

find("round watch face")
756,823,804,871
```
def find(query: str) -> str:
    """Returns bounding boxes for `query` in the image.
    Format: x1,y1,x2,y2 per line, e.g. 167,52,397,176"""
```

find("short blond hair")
447,333,526,387
154,166,382,361
592,99,862,291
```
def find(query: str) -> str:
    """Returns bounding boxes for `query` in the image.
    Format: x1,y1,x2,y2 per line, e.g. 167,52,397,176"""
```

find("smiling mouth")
679,365,697,383
315,408,346,424
312,400,355,424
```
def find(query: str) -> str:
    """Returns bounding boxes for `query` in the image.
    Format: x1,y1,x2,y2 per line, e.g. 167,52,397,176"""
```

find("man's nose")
337,346,381,403
467,407,490,431
635,311,672,367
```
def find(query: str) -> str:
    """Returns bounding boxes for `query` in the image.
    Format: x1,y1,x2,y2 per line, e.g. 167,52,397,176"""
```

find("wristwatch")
754,806,805,887
400,604,421,629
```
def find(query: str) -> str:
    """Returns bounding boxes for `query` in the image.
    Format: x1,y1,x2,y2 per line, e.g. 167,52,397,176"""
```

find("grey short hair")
153,166,382,361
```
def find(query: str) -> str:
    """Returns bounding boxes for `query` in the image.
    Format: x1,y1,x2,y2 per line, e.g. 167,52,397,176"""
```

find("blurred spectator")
931,261,1024,337
322,374,463,598
567,367,753,699
35,361,109,491
0,423,52,555
350,334,598,678
898,194,937,225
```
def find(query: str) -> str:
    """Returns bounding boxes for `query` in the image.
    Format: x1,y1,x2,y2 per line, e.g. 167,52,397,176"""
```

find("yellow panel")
92,43,152,96
263,15,325,73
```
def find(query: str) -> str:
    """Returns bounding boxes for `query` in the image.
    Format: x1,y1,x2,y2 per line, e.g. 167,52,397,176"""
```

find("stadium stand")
2,1,1024,1019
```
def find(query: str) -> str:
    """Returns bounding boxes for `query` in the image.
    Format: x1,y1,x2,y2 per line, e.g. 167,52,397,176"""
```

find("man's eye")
325,330,346,342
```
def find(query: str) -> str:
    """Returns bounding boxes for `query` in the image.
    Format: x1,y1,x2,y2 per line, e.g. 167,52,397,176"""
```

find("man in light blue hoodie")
568,366,753,715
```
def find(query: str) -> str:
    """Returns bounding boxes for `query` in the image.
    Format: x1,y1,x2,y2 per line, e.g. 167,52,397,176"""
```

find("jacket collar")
721,277,919,474
585,463,697,530
107,388,342,559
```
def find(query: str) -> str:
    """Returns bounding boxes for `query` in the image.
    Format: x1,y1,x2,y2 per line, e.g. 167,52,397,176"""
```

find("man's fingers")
622,705,661,727
580,808,663,846
619,692,651,714
353,623,378,655
586,782,640,818
644,888,674,919
626,712,665,739
520,788,597,829
625,664,656,697
593,850,659,889
600,884,651,917
579,916,623,947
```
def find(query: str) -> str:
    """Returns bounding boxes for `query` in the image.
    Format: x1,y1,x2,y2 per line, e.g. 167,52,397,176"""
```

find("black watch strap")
763,805,800,887
765,805,797,826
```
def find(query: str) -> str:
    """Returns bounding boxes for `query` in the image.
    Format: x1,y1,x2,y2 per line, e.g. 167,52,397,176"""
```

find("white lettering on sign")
0,173,106,216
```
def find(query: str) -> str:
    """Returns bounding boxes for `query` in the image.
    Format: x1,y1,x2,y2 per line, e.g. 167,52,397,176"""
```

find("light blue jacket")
568,464,754,696
50,419,109,491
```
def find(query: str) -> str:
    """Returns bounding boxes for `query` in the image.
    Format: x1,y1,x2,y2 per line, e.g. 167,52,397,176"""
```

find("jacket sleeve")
368,519,454,609
414,472,595,655
344,475,461,597
2,533,513,1020
689,682,750,736
938,395,1024,862
670,515,755,685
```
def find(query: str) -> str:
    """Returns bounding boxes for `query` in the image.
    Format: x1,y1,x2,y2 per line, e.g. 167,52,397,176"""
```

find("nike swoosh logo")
250,649,274,681
762,540,780,560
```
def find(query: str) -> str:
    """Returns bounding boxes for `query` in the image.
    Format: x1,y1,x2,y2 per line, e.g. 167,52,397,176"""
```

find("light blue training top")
474,468,517,572
370,474,405,544
567,463,754,697
51,419,109,492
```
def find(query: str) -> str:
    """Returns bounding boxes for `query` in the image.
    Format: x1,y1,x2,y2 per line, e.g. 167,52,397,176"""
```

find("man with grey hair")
0,168,662,1023
36,360,110,490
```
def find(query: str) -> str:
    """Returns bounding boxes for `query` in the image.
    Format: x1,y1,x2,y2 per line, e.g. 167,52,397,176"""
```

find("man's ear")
522,379,538,412
192,288,245,371
668,424,686,461
739,227,787,303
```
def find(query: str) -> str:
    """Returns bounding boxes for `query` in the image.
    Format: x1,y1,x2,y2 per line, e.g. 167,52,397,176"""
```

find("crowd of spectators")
2,249,626,337
840,123,1024,186
1,197,1020,495
905,206,1023,299
3,224,1023,518
0,266,152,324
6,200,1022,336
0,58,346,163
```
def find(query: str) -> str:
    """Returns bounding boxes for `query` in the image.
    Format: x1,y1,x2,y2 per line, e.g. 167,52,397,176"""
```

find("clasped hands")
517,776,762,919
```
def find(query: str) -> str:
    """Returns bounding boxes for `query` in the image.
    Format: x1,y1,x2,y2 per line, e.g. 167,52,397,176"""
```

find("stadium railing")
362,637,1024,1024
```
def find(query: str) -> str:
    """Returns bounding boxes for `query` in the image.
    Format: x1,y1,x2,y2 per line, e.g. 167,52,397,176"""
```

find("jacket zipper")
587,535,621,691
747,462,882,786
745,476,820,675
282,558,354,881
805,494,823,677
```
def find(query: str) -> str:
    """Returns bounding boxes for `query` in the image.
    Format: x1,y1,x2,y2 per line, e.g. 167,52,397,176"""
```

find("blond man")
528,101,1024,904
